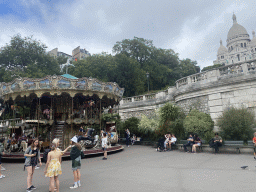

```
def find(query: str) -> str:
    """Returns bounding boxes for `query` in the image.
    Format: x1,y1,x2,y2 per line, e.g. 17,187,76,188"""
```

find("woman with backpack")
69,136,82,189
44,141,70,192
24,138,42,192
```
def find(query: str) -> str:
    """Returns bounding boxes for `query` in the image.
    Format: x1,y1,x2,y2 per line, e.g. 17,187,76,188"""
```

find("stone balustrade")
176,61,256,88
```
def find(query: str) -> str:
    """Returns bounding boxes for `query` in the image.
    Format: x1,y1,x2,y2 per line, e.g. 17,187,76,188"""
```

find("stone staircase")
54,121,65,150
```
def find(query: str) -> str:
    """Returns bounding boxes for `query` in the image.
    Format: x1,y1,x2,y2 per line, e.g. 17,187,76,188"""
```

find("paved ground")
1,145,256,192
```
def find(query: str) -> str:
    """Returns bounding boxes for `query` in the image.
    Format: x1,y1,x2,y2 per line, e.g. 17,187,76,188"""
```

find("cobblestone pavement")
1,145,256,192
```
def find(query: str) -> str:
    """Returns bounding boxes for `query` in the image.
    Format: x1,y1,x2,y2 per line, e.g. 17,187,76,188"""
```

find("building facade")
214,13,256,66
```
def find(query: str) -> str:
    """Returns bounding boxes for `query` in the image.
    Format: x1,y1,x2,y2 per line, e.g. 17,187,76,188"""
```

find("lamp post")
146,72,149,93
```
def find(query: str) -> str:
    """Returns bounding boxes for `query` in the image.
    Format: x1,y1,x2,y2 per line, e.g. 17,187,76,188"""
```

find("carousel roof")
0,75,124,102
61,74,78,79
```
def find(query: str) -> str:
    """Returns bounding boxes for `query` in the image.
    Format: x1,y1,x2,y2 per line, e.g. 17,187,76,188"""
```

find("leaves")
217,107,255,141
183,109,214,141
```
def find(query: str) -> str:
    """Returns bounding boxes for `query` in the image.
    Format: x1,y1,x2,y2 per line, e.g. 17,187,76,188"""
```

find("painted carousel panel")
39,79,52,89
23,81,36,90
75,80,87,89
57,79,71,89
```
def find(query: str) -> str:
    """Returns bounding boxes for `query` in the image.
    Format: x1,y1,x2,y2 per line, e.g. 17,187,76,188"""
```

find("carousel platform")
1,144,124,162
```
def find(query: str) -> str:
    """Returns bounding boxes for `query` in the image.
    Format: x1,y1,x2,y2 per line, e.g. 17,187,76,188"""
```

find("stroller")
156,137,165,152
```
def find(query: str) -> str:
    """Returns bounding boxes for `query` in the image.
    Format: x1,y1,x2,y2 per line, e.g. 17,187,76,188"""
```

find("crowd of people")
0,126,113,192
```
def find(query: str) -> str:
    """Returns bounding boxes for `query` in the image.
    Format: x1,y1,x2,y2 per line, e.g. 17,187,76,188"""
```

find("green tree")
201,64,223,72
113,37,154,67
123,117,140,136
179,58,200,77
0,34,61,82
183,109,214,141
156,103,185,139
138,114,159,137
217,107,255,142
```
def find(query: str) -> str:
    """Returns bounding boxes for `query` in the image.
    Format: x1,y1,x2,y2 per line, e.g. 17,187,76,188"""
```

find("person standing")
24,138,42,192
0,138,5,179
253,132,256,159
70,136,82,189
102,133,108,160
44,141,70,192
125,129,130,147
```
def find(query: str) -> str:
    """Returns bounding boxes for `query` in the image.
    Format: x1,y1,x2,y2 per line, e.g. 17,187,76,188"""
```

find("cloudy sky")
0,0,256,69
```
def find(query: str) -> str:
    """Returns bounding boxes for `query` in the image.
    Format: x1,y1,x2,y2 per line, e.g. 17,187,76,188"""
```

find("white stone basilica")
214,13,256,66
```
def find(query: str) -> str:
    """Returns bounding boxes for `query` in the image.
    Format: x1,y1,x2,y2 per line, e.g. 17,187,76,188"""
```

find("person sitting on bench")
192,134,201,153
183,134,194,152
212,133,222,153
169,134,177,150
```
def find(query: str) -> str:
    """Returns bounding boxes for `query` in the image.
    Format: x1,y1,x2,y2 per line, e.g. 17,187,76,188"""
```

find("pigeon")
241,166,248,169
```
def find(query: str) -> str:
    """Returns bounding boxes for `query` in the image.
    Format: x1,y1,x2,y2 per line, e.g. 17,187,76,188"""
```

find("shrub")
156,103,185,139
217,107,255,142
138,114,159,139
183,109,214,142
123,117,140,136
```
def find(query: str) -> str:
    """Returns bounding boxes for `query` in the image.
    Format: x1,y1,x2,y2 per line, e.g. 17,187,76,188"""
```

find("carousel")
0,74,124,160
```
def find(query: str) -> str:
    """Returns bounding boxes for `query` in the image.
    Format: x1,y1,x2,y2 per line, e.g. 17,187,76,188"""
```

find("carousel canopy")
0,75,124,102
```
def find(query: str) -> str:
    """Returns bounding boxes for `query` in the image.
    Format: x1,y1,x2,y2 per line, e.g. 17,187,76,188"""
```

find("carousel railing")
0,118,24,128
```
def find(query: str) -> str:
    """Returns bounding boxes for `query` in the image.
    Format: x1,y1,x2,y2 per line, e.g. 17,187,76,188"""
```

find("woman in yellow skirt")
44,141,70,192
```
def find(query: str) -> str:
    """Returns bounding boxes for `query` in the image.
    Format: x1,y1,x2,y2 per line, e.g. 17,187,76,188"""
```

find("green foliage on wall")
183,109,214,141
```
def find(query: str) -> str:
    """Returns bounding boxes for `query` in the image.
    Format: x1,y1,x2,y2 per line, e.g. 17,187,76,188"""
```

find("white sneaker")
78,182,81,187
70,184,78,189
1,167,6,171
35,166,40,170
0,175,5,178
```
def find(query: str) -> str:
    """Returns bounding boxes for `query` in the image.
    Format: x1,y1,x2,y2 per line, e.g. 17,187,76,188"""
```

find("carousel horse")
78,128,96,150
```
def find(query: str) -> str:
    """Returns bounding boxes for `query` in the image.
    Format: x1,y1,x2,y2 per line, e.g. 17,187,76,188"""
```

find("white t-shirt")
171,137,177,144
102,137,108,148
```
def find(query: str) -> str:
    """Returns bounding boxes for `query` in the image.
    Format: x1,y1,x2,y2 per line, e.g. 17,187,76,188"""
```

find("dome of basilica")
227,14,249,40
217,39,228,55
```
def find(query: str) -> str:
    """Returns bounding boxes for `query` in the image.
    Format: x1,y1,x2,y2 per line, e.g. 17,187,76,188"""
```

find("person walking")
0,138,5,179
125,129,130,147
24,138,42,192
70,136,82,189
102,132,108,160
44,141,70,192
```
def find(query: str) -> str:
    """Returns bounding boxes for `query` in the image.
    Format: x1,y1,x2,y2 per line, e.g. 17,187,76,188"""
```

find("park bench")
177,140,205,152
222,141,244,153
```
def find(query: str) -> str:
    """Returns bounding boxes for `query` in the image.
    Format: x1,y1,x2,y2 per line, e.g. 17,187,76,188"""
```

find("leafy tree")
201,64,223,72
179,58,200,77
138,114,159,137
0,34,61,82
217,107,255,142
123,117,140,136
156,103,185,139
113,37,154,67
183,109,214,141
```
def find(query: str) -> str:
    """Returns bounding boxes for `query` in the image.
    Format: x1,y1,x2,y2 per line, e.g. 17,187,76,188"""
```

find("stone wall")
118,62,256,131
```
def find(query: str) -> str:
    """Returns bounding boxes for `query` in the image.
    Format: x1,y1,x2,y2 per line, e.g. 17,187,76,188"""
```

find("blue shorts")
102,147,107,151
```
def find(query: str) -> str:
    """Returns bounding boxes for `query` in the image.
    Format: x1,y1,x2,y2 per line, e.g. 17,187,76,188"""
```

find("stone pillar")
187,76,191,84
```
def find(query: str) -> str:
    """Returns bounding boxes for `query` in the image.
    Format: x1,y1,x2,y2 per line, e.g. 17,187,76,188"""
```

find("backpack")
43,148,51,163
24,148,31,160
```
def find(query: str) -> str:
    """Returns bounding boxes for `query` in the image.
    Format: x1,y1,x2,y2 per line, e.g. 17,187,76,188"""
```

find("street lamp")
146,72,149,93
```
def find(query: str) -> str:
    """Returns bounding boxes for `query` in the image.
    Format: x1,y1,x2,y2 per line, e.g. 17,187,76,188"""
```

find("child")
102,133,108,160
70,136,82,189
44,142,70,192
0,138,5,179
